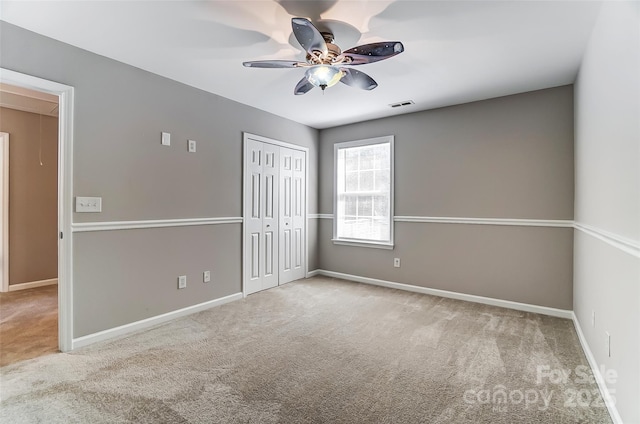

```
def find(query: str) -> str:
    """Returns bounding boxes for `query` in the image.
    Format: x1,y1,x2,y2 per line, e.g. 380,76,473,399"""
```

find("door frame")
0,132,8,293
242,132,309,297
0,68,74,352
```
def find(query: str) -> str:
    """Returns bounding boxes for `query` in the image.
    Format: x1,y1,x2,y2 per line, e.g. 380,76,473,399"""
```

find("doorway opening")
0,68,74,354
0,85,58,365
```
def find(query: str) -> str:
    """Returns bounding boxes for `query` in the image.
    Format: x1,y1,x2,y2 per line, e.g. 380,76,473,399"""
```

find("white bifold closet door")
278,148,306,285
244,137,306,295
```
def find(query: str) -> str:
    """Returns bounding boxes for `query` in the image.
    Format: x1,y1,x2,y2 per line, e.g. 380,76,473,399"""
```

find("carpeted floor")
0,277,612,423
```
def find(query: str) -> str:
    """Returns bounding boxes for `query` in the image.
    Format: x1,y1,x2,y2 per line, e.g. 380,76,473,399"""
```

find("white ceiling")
1,1,602,129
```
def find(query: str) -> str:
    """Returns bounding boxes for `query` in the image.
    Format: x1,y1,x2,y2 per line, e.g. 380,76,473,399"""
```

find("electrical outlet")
203,270,211,283
394,258,401,268
605,332,611,357
188,139,196,153
178,275,187,289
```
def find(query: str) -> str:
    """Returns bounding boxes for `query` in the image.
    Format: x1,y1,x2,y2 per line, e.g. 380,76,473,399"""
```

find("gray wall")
574,2,640,423
0,22,319,336
318,86,575,309
0,107,58,285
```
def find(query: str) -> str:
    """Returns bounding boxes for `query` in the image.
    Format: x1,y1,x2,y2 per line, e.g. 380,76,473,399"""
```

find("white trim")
71,217,243,232
306,269,321,278
243,132,311,153
8,278,58,291
331,239,394,250
394,216,574,227
0,132,8,292
1,68,74,352
72,292,243,349
315,214,573,228
571,312,623,424
315,270,573,319
574,222,640,258
304,149,310,279
242,137,249,298
333,135,395,246
315,215,639,258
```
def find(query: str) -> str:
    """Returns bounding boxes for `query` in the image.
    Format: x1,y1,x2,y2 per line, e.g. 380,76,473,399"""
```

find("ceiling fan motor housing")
307,39,343,65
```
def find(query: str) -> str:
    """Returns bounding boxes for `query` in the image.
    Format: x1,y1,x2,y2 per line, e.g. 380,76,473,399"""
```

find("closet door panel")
279,147,306,284
261,144,280,290
244,139,263,295
290,149,306,281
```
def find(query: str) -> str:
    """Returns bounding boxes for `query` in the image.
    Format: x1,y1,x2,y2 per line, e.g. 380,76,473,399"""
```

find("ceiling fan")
243,17,404,95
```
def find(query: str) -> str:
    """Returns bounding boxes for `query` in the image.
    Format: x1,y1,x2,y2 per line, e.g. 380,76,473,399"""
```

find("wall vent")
389,100,415,108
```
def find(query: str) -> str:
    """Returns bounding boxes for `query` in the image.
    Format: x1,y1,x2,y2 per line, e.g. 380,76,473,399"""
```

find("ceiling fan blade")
339,68,378,91
343,42,404,65
291,17,328,56
294,77,315,95
243,60,303,68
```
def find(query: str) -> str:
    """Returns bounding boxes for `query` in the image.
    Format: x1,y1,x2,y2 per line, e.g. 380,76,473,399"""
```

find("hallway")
0,285,58,367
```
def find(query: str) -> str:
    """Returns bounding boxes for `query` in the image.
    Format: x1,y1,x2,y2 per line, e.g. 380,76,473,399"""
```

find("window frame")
332,135,394,249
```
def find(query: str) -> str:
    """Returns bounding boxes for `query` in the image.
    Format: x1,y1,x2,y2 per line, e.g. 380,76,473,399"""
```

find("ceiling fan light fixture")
243,18,404,95
305,65,343,91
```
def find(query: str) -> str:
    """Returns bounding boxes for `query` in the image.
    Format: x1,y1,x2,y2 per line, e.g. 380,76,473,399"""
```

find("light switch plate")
76,196,102,213
188,139,196,153
178,275,187,289
161,132,171,146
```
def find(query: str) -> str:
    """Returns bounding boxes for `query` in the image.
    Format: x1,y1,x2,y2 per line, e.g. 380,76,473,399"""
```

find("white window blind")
334,136,394,248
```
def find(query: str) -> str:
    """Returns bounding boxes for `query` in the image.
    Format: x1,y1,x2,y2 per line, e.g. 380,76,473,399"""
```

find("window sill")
331,239,394,250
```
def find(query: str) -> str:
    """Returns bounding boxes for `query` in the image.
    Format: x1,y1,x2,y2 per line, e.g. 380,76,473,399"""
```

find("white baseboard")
8,278,58,291
314,270,573,319
571,312,623,424
306,269,321,278
72,292,243,349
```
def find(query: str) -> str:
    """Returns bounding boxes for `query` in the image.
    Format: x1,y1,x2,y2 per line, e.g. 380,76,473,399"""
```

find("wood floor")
0,285,58,367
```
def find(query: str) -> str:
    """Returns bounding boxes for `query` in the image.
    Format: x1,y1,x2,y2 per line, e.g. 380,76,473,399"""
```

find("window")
333,136,394,248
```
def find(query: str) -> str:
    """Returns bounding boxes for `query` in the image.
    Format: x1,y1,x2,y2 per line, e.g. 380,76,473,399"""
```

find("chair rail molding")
312,214,573,228
71,217,243,232
573,222,640,258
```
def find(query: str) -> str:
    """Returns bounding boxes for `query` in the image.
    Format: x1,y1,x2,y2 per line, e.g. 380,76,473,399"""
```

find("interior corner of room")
0,1,638,423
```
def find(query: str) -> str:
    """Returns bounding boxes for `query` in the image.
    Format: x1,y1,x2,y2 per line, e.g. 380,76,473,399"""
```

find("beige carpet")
0,277,611,423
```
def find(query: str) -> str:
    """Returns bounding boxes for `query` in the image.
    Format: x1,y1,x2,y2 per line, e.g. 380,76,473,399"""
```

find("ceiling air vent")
389,100,414,108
